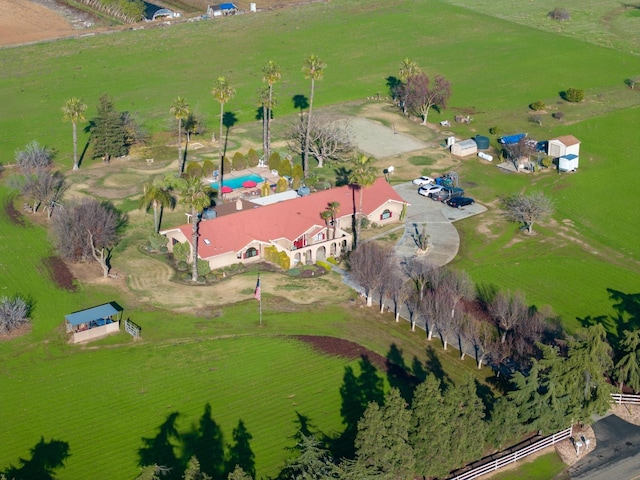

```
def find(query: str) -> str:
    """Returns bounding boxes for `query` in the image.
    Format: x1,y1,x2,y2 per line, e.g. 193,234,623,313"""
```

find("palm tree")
320,210,332,236
398,57,422,81
211,77,236,200
348,154,377,248
398,58,421,114
301,54,326,178
170,97,190,173
140,180,176,233
327,201,340,238
180,176,213,282
61,97,87,170
262,60,281,160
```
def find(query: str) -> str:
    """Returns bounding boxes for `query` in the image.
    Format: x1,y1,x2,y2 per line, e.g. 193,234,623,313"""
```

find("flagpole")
259,291,262,326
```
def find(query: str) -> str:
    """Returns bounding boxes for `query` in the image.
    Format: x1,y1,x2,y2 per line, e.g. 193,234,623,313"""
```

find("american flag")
254,276,261,302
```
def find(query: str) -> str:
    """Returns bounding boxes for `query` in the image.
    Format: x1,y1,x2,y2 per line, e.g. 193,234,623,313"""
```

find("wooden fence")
448,426,573,480
611,393,640,405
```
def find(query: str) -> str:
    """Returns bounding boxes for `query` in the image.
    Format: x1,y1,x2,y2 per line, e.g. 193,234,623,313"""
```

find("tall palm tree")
262,60,281,160
348,154,377,248
211,77,236,200
170,97,190,173
180,176,213,282
302,54,326,179
398,58,421,114
398,57,421,81
61,97,87,170
140,180,176,233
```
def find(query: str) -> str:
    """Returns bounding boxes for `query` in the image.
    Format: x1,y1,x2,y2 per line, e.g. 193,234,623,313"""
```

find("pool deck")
206,165,282,202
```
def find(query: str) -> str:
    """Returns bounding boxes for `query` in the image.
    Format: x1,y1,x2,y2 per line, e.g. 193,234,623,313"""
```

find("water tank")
298,186,311,196
478,152,493,162
250,2,256,11
446,136,456,147
475,135,490,150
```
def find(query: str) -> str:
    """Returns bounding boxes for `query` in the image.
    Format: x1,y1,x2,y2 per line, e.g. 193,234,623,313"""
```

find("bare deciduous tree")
503,137,535,169
501,191,554,234
348,242,393,307
287,115,354,168
15,141,54,172
51,198,123,277
388,270,410,324
21,169,66,217
402,257,436,301
488,290,528,344
464,317,498,369
0,295,31,335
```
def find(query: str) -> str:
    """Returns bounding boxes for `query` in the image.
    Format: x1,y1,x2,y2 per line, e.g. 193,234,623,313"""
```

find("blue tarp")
562,154,578,160
65,303,123,326
219,3,236,9
499,133,526,145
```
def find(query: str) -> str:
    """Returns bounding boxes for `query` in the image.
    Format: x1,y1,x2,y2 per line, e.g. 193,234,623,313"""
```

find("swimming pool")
211,174,265,190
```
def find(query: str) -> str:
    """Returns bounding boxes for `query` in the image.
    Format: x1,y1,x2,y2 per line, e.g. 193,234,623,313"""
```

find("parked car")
412,175,435,186
447,196,475,208
431,187,464,202
418,184,444,197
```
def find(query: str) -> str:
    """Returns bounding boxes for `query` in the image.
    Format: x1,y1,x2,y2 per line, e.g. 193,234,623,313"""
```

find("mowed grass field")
2,0,640,478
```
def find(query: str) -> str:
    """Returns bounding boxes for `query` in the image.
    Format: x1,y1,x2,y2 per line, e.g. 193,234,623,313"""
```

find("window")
245,247,258,258
380,209,392,220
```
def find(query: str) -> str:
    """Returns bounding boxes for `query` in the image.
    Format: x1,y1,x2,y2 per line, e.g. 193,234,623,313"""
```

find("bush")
149,232,169,251
223,155,232,173
202,159,215,178
246,148,259,167
529,100,545,111
232,152,247,170
360,217,370,230
287,267,301,276
279,156,292,177
563,88,584,102
159,246,168,253
528,114,543,126
173,242,190,263
541,156,553,168
552,112,565,121
276,177,288,193
548,7,570,21
197,259,211,276
185,161,202,178
326,257,338,265
177,261,188,271
268,152,281,172
316,260,332,271
489,126,502,135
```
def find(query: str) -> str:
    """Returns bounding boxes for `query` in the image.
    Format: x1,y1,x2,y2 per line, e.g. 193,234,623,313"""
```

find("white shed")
548,135,580,158
558,154,579,172
450,139,478,157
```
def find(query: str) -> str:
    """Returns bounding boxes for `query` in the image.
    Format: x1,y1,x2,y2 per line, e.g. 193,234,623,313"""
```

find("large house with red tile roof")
161,178,408,270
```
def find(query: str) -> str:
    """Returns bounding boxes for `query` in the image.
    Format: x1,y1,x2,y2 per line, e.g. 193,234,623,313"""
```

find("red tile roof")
172,177,406,258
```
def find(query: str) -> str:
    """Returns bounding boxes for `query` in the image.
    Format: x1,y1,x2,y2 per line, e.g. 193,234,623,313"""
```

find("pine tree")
91,94,127,162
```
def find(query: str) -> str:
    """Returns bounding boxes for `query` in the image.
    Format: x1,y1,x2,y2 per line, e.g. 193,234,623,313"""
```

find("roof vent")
236,198,243,211
204,239,211,245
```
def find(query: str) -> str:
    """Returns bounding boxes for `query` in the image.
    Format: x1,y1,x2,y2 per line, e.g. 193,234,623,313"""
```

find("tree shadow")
386,75,401,99
138,411,182,479
222,111,238,161
608,288,640,331
422,345,452,386
4,437,70,480
226,419,255,478
333,166,352,187
292,94,309,119
181,403,226,479
330,355,385,460
386,343,419,403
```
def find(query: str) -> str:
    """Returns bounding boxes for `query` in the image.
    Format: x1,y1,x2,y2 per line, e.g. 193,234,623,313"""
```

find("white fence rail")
449,426,572,480
611,393,640,405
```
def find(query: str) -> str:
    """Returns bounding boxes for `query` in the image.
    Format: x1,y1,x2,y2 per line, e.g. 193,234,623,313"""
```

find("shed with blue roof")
65,302,123,343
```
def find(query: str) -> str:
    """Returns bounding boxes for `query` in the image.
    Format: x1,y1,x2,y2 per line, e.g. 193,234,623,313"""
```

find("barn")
450,139,478,157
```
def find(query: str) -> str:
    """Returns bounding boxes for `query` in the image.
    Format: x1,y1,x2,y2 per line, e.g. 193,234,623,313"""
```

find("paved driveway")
392,182,487,266
569,415,640,480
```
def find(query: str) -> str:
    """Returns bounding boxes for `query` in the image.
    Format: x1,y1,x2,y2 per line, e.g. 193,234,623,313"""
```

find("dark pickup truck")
431,187,464,202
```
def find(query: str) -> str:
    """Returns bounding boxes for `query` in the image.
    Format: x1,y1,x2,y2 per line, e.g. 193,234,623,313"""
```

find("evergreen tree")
616,329,640,393
91,94,127,162
283,433,341,479
183,456,212,480
353,388,414,480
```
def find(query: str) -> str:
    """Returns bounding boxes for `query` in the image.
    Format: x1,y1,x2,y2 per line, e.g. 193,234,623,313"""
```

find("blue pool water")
211,174,264,190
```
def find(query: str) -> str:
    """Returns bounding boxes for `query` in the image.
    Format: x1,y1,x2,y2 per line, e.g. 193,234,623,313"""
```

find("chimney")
235,198,243,211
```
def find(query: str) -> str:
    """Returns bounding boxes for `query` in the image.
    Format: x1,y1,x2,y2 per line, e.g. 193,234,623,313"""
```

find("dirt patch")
554,423,596,467
0,0,89,47
41,256,78,291
294,335,389,371
3,197,25,226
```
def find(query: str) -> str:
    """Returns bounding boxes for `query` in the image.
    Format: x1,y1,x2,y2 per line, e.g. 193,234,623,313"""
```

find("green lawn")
2,0,640,477
488,451,567,480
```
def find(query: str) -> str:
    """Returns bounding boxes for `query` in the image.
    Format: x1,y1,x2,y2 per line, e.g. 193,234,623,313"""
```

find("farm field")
1,0,640,478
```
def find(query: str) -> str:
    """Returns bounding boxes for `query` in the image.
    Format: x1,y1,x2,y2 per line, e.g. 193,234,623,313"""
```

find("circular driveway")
392,182,487,266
